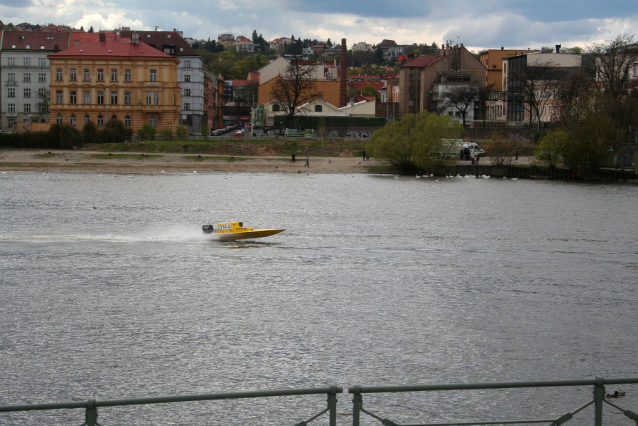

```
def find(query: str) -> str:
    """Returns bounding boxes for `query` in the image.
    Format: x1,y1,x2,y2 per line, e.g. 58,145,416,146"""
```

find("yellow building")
48,33,181,134
479,48,540,91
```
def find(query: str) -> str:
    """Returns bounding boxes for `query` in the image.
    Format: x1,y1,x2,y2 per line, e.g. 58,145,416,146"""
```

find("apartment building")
398,44,486,119
48,33,181,133
479,48,540,91
0,31,71,131
120,30,209,134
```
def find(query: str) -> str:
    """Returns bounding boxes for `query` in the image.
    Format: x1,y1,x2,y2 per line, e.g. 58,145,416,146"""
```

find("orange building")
258,77,340,108
479,48,540,90
48,33,181,134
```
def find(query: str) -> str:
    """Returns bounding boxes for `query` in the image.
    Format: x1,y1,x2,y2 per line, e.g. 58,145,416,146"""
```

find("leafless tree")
270,60,320,127
440,84,481,127
511,60,565,132
589,34,638,99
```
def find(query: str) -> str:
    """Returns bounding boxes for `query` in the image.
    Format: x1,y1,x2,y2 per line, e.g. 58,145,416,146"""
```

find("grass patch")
90,153,162,160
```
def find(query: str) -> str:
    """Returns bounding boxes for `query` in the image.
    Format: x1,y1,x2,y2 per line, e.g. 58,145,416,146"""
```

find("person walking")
305,156,310,167
362,150,366,161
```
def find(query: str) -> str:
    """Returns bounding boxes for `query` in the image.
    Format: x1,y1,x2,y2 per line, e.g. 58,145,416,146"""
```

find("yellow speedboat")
202,222,285,241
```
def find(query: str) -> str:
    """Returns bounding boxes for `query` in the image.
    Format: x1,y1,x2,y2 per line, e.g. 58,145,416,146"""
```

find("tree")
536,129,571,168
484,131,518,167
366,112,461,173
511,60,565,131
440,84,481,127
589,34,638,99
269,60,320,127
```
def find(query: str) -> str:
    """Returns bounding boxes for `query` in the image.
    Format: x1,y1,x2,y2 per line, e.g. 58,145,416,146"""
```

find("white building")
0,31,68,130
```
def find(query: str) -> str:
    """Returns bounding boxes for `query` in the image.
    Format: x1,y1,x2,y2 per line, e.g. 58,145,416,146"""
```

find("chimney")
339,38,347,108
54,44,59,52
99,32,106,42
132,33,139,45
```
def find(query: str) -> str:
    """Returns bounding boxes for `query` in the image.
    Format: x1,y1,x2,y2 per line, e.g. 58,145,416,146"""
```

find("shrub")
175,125,188,140
158,127,174,140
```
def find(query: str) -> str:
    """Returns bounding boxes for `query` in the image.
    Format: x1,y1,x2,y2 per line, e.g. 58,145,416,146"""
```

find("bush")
49,123,82,149
137,124,157,141
158,127,174,140
175,125,188,140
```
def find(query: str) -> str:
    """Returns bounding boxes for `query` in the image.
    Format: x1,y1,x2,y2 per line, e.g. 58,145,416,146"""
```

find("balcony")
5,81,18,87
143,81,162,88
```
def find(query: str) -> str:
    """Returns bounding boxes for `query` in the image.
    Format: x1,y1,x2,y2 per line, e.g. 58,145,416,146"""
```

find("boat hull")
215,229,285,241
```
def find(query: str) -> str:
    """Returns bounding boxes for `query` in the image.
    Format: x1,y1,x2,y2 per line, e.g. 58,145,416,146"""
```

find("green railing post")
594,377,605,426
352,386,362,426
84,399,99,426
328,385,338,426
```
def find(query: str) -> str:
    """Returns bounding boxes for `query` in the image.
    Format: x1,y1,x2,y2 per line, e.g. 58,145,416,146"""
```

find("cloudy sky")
1,0,637,52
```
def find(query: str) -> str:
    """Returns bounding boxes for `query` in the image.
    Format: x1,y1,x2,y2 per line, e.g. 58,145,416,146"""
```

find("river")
1,171,637,425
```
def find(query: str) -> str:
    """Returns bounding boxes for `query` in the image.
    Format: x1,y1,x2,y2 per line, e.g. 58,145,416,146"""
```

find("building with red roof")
48,33,181,134
1,30,74,130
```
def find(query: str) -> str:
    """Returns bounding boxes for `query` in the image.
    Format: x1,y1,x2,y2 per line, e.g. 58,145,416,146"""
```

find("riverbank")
0,149,381,174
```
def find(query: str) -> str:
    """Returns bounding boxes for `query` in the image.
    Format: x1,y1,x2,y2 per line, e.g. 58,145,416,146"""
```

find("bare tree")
590,34,638,99
440,84,481,127
511,60,565,132
270,60,320,127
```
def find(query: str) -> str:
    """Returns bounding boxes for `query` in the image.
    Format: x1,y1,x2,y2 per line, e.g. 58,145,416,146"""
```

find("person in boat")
606,391,626,398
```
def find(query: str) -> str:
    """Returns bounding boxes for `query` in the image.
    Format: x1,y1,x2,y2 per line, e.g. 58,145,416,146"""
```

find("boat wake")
0,225,210,244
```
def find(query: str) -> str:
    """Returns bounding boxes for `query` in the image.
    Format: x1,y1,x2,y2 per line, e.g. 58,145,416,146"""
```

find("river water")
1,171,637,425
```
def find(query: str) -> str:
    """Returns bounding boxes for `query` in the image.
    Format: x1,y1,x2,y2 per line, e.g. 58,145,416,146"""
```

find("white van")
442,140,485,159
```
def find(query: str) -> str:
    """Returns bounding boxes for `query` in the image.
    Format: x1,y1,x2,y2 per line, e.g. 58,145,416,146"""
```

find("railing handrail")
0,385,343,413
348,376,638,394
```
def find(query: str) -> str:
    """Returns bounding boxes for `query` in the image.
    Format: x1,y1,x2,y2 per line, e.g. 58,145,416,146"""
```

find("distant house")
270,37,293,55
235,35,254,52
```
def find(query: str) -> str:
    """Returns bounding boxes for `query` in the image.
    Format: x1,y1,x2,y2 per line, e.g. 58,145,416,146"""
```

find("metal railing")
349,377,638,426
0,385,342,426
1,378,637,425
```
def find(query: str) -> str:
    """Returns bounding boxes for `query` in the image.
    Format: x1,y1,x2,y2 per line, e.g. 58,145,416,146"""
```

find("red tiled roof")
119,30,199,56
49,35,176,59
1,31,71,50
402,54,439,68
236,36,251,42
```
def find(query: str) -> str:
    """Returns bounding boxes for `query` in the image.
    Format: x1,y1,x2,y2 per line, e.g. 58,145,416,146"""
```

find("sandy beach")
0,150,380,174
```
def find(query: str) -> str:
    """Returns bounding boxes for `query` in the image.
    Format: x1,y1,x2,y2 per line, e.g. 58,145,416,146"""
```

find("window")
24,58,31,66
70,90,77,105
97,91,104,105
56,68,62,81
184,88,191,97
23,88,31,98
150,69,157,81
97,69,104,81
111,69,117,81
183,102,190,111
84,91,90,104
153,92,159,105
23,104,31,113
149,115,157,127
272,104,280,112
7,57,15,66
38,102,47,113
110,91,118,105
125,115,131,126
38,88,46,98
125,69,131,82
184,60,191,68
56,91,63,104
146,92,152,104
111,115,117,121
184,74,191,82
23,73,31,82
8,72,15,82
124,91,131,105
39,58,46,67
39,73,46,83
56,114,62,123
97,114,104,126
7,88,15,98
315,105,322,112
70,114,76,126
8,104,15,114
84,114,90,124
70,68,76,81
84,69,90,81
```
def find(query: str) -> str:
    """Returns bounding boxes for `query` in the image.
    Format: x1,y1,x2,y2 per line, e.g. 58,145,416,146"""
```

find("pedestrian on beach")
305,157,309,167
362,150,366,161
